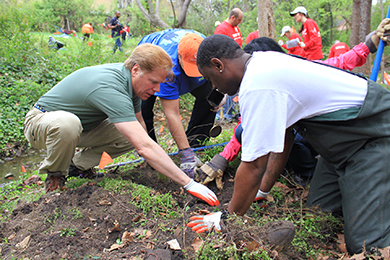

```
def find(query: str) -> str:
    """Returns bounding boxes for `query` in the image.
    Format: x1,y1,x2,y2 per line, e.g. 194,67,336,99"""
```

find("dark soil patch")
0,157,346,259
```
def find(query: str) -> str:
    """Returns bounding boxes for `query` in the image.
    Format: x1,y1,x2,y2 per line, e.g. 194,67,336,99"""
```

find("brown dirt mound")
0,161,338,259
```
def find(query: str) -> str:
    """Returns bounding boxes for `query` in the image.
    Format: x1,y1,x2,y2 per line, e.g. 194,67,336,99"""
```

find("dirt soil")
0,156,350,260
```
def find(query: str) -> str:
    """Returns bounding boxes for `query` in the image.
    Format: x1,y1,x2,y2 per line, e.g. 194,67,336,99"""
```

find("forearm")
259,128,295,192
166,115,190,150
139,142,191,186
115,121,190,186
228,162,265,215
161,98,190,150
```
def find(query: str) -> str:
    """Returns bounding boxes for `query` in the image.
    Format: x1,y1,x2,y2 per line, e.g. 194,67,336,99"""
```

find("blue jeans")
235,124,317,178
216,94,236,120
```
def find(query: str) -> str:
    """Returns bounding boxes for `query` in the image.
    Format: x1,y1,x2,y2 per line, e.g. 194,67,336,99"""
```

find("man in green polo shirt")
23,43,219,207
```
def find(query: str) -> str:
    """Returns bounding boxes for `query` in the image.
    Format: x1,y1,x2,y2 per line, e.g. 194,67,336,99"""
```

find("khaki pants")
24,108,134,176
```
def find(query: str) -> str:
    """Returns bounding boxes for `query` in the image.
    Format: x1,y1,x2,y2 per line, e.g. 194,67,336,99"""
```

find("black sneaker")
45,175,66,193
68,165,103,179
292,175,310,187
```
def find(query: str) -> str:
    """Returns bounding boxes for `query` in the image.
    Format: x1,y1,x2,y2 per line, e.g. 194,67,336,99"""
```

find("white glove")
254,189,269,201
278,40,284,46
183,179,220,206
299,41,305,48
187,211,224,233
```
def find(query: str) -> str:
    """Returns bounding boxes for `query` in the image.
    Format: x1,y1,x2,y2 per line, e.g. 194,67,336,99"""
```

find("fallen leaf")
132,213,142,222
347,252,365,260
228,178,235,182
247,240,260,252
191,237,203,252
98,198,111,206
88,215,97,222
134,227,144,236
379,246,390,258
145,230,152,238
213,243,223,248
174,227,181,238
199,209,211,215
122,231,134,243
274,182,290,193
159,125,164,133
8,233,16,241
167,239,181,250
108,220,120,233
336,234,347,253
16,235,31,249
107,243,125,252
270,250,279,259
146,242,153,249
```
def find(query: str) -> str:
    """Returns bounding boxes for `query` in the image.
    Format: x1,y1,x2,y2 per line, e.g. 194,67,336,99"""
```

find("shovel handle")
370,5,390,81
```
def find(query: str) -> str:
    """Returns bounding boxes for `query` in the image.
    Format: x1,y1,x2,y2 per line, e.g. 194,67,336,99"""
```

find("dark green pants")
295,80,390,254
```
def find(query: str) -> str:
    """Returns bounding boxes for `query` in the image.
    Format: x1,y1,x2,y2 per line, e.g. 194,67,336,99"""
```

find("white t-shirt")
240,51,367,162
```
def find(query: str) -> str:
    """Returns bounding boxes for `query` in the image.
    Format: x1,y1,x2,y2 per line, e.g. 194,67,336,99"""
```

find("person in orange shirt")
329,40,350,58
278,26,306,58
81,23,94,41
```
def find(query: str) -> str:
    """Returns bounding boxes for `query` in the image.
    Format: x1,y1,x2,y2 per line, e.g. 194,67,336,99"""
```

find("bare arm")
135,111,147,132
228,155,268,215
160,98,190,150
228,127,295,216
114,121,191,186
259,127,295,192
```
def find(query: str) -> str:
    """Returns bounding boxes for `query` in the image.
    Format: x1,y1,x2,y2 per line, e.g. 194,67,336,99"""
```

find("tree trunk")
175,0,191,28
257,0,274,39
135,0,169,29
350,0,372,75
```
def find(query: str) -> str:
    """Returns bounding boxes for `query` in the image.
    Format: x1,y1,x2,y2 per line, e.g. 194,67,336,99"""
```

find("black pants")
141,81,215,148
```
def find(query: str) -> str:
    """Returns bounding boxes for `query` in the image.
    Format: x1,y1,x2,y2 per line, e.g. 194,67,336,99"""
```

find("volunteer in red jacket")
329,40,350,58
290,6,323,60
214,8,243,47
278,26,306,58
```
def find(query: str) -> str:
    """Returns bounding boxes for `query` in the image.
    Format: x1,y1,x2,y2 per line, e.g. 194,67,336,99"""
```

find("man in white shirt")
189,24,390,254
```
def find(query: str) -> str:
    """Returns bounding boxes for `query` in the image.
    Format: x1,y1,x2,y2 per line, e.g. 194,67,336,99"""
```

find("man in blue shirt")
138,29,216,178
108,11,123,53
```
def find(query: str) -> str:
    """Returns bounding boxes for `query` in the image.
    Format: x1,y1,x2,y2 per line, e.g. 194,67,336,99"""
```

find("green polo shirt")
37,63,141,131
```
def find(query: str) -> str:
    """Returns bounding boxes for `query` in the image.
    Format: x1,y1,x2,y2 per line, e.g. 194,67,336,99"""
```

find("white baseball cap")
280,26,291,37
290,6,307,16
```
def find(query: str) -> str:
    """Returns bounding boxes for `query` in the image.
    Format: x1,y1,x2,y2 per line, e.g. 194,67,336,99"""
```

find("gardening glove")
187,210,228,233
365,18,390,53
179,148,203,179
194,154,228,190
254,189,269,202
376,18,390,44
278,40,283,46
298,41,305,48
183,179,220,206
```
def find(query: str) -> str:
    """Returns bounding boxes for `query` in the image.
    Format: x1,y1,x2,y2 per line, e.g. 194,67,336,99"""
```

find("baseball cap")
280,26,291,37
178,33,203,77
290,6,307,16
